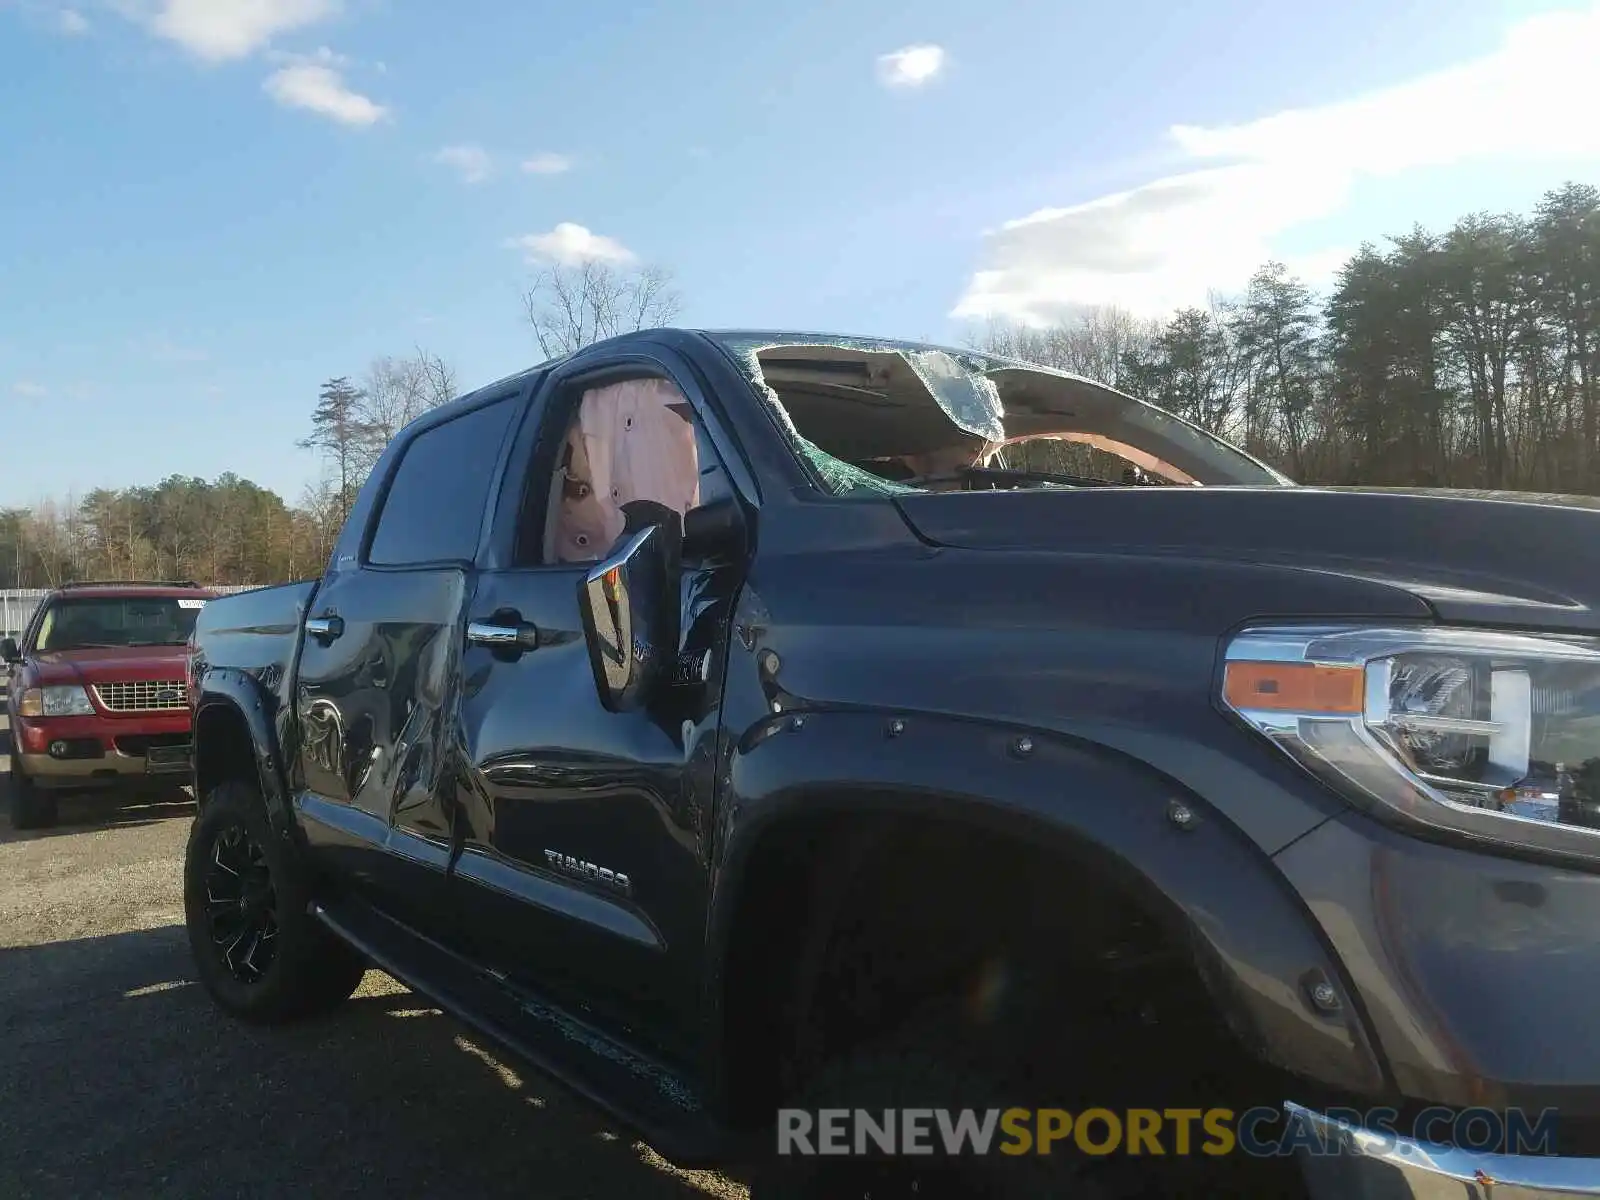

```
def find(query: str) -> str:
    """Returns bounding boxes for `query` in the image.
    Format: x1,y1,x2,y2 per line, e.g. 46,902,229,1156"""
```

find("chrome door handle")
467,616,540,652
305,614,344,643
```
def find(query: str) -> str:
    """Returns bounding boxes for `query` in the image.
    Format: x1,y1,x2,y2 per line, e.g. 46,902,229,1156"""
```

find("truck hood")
894,485,1600,632
28,645,190,688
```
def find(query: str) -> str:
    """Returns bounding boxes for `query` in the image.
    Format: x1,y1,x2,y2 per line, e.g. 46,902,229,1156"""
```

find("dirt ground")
0,713,746,1199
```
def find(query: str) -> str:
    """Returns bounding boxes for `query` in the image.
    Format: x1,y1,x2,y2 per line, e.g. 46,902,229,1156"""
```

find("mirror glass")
578,504,683,712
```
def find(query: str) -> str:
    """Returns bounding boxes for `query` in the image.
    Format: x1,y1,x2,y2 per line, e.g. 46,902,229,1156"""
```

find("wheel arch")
703,707,1394,1126
193,669,295,836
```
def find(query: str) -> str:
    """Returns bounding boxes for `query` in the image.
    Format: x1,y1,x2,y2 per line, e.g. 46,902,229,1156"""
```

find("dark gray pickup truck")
184,327,1600,1198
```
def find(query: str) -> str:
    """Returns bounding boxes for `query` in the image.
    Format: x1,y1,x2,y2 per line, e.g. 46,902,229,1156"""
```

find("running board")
311,896,739,1167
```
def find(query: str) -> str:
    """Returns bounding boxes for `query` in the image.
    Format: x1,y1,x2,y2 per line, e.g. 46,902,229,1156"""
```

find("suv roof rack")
59,579,203,590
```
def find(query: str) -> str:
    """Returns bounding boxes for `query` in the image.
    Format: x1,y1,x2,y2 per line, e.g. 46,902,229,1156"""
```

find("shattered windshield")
711,332,1291,497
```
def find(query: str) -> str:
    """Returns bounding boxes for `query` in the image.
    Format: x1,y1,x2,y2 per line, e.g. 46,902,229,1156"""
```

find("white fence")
0,585,264,638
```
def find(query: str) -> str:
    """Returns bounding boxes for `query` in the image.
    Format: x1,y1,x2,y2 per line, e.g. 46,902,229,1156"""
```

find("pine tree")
298,377,377,525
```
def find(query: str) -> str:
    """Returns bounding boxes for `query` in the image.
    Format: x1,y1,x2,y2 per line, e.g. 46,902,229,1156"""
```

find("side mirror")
578,502,683,713
0,637,18,664
682,495,746,562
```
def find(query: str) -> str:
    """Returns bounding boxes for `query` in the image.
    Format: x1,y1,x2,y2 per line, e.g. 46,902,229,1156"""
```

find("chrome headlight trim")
39,685,97,717
1222,623,1600,864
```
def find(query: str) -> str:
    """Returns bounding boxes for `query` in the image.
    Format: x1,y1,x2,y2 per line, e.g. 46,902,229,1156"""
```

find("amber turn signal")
1223,661,1364,715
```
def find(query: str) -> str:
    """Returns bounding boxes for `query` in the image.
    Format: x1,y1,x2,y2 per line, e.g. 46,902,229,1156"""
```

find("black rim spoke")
201,822,279,985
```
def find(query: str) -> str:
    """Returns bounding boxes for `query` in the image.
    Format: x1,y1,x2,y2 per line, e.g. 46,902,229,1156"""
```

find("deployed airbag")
551,377,701,563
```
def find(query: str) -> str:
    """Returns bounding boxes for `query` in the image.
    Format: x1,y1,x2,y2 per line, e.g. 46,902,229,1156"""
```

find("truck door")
454,350,746,1067
294,391,522,938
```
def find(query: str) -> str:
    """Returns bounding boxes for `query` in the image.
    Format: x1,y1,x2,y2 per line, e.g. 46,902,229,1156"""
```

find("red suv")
2,581,214,829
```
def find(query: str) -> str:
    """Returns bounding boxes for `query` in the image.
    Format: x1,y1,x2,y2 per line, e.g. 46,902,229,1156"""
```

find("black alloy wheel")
201,821,280,984
183,779,366,1023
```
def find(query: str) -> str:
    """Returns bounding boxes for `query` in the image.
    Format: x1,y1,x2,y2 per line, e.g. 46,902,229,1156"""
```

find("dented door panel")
451,561,732,1065
294,566,467,938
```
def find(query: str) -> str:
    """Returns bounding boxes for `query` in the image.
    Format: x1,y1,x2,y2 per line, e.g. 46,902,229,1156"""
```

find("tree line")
0,348,465,588
0,267,683,588
3,183,1596,588
977,182,1600,493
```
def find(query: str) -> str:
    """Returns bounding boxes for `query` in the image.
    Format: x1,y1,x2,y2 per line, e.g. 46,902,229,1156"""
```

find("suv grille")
92,680,187,712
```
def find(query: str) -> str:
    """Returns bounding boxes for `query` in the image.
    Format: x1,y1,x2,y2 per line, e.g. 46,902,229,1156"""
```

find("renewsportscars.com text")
776,1105,1560,1158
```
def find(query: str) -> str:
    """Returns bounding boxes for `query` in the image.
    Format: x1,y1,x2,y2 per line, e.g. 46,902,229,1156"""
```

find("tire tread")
6,752,59,830
184,779,365,1024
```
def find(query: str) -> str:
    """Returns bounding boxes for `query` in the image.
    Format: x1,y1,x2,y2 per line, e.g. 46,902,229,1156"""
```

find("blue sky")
2,0,1598,507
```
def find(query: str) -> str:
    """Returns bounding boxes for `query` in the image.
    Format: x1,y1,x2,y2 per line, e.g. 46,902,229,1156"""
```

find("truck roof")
48,581,216,600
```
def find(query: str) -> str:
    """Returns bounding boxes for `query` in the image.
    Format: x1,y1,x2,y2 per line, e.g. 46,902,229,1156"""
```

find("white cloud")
953,4,1600,324
436,143,493,184
12,381,48,398
877,43,945,89
58,8,89,34
506,223,637,267
136,0,339,62
264,49,386,127
520,152,572,175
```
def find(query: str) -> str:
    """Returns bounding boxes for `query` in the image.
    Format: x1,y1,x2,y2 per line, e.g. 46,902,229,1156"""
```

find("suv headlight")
1223,625,1600,858
17,685,97,718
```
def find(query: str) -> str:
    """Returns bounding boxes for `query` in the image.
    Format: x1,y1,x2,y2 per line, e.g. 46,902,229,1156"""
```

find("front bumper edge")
1287,1102,1600,1199
18,747,190,787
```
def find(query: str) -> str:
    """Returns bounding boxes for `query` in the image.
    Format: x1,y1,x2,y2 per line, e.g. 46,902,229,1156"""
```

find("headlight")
17,686,97,718
1223,625,1600,859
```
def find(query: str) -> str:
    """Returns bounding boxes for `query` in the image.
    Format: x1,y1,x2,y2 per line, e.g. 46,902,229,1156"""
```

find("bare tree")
23,497,79,586
358,346,459,470
416,347,457,409
523,262,684,357
298,476,346,575
971,305,1163,389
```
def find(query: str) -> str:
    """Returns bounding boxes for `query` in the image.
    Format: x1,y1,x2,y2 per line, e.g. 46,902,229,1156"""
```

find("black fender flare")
704,706,1394,1108
193,667,296,838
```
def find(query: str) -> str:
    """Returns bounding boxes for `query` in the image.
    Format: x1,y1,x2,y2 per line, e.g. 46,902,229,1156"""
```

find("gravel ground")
0,714,746,1200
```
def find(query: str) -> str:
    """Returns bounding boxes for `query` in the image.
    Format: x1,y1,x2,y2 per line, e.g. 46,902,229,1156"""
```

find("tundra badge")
543,850,632,895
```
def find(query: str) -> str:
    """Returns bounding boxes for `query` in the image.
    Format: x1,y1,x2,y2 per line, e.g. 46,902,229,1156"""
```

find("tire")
183,779,366,1023
7,748,59,830
751,1013,1120,1200
752,1011,1307,1200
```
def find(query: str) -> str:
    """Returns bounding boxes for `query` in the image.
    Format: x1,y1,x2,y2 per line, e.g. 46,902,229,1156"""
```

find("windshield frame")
31,595,204,653
707,330,1294,497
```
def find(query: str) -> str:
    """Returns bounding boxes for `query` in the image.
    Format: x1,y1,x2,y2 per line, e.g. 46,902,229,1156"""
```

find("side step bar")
311,896,742,1167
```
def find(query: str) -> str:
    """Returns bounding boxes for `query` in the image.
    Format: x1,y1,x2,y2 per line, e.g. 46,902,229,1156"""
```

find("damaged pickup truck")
185,327,1600,1198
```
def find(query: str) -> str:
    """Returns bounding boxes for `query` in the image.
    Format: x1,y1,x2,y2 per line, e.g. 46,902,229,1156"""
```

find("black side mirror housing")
0,637,18,664
682,495,746,562
578,502,683,713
